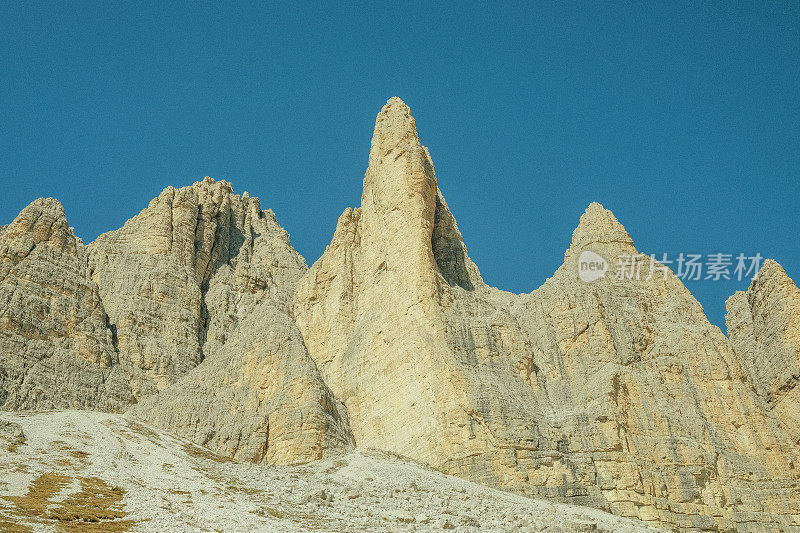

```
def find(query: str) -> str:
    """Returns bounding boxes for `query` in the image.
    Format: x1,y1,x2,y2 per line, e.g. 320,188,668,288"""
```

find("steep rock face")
87,177,307,395
293,98,479,466
95,178,354,464
0,198,134,411
294,98,800,531
726,260,800,445
488,209,800,531
129,296,354,465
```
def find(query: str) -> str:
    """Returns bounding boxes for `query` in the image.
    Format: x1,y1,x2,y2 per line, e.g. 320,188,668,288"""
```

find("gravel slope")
0,411,663,532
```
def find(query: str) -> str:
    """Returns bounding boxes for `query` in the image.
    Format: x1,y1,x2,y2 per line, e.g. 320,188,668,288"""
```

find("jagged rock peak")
753,258,794,285
568,202,634,254
1,197,76,257
86,176,307,392
367,97,426,169
194,175,233,193
725,257,800,445
0,197,135,411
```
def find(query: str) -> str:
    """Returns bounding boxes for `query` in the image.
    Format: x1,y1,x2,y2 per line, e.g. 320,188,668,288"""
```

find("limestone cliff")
129,296,354,465
294,98,800,531
2,97,800,531
0,198,134,411
293,97,484,467
88,178,353,464
727,260,800,445
87,177,307,395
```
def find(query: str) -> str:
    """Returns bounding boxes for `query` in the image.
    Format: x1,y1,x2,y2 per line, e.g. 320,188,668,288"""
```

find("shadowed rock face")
87,177,308,394
294,98,800,531
87,178,354,465
129,297,354,466
0,198,134,411
2,97,800,531
1,185,355,466
727,260,800,445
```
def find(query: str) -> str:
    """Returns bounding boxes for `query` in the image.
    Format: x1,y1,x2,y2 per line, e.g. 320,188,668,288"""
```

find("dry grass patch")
3,472,71,518
0,516,33,532
2,474,135,532
47,477,133,532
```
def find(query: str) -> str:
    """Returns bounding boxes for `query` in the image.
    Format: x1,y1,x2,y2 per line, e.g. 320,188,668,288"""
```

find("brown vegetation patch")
124,420,162,444
0,516,33,532
3,473,71,518
47,477,133,532
2,474,135,532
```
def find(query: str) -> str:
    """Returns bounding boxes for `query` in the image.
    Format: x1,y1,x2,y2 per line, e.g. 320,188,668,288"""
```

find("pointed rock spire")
360,97,437,233
752,259,794,287
367,97,421,166
1,197,76,258
293,97,480,466
569,202,634,252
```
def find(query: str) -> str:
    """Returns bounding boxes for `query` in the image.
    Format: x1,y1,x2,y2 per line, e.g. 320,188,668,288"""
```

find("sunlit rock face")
0,198,134,411
2,97,800,531
88,178,354,464
727,260,800,446
86,177,308,394
294,97,800,531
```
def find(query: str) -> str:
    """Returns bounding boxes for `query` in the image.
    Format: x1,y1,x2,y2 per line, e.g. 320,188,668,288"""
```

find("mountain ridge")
2,97,799,532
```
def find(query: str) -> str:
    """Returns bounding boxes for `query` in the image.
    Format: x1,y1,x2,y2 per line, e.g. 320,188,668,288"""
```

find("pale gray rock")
0,198,134,411
0,417,24,446
3,98,800,532
87,177,307,395
97,178,353,464
0,410,663,533
129,296,354,465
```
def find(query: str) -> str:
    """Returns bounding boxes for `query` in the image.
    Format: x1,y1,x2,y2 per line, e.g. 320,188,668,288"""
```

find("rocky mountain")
726,260,800,446
1,97,799,532
86,177,308,395
0,198,135,411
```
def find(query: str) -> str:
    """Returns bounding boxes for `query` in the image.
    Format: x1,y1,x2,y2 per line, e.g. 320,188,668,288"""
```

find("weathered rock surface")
294,97,800,531
87,177,307,395
130,295,354,466
92,178,353,465
727,260,800,445
489,208,800,531
0,417,24,447
0,198,134,411
2,97,800,532
293,97,481,467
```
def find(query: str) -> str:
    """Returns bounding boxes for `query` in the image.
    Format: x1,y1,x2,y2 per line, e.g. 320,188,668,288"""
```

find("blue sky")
1,2,798,328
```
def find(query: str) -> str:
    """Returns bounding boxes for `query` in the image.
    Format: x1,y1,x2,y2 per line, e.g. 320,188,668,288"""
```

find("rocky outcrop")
490,208,800,531
727,260,800,445
0,198,134,411
87,177,307,395
130,297,353,465
3,97,800,531
0,411,663,533
88,178,354,464
293,97,477,466
0,417,25,447
294,98,800,531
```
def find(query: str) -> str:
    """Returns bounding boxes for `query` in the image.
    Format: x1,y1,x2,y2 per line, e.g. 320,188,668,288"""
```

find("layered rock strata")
0,198,134,411
293,97,800,531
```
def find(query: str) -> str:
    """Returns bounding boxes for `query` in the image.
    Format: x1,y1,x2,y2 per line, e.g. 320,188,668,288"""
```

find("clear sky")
2,2,798,328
